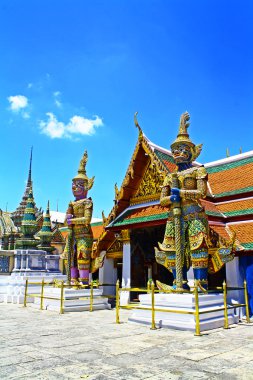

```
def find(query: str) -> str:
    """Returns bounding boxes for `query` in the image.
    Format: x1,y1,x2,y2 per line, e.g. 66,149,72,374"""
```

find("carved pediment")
106,238,123,259
131,161,164,204
107,238,123,254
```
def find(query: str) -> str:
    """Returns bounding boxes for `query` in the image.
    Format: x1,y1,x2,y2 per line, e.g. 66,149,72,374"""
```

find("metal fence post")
223,281,229,329
116,279,120,324
90,281,94,312
150,281,157,330
244,280,250,323
60,280,64,314
24,279,28,307
40,278,45,310
194,280,201,336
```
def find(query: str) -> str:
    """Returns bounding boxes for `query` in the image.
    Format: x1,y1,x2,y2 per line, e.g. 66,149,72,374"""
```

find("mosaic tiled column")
121,229,131,305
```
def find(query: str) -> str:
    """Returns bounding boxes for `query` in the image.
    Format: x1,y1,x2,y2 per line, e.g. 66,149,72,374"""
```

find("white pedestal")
0,273,66,304
129,293,239,332
32,287,111,312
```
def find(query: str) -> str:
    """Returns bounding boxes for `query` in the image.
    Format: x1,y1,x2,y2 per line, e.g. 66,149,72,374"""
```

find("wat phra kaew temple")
0,115,252,317
92,115,253,313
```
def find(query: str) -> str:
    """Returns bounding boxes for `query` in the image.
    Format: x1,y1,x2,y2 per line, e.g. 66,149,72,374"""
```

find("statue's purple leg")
71,267,79,280
79,269,89,284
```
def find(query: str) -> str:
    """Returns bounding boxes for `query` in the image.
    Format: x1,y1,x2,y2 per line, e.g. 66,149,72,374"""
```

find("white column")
99,253,116,296
121,230,131,306
13,253,18,272
226,257,244,317
20,252,25,272
25,253,30,271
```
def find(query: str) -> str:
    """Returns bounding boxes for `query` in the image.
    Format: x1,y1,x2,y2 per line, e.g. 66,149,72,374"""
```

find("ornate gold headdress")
73,150,95,190
170,112,203,161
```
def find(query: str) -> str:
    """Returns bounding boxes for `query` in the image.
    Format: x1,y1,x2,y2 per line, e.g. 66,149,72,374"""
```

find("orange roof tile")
217,198,253,214
200,199,224,217
127,204,167,219
59,225,104,240
227,222,253,245
209,224,231,240
92,224,104,239
208,162,253,197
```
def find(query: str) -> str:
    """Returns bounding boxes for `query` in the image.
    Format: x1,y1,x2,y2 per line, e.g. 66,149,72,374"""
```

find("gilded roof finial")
102,210,107,226
134,112,143,138
115,183,120,200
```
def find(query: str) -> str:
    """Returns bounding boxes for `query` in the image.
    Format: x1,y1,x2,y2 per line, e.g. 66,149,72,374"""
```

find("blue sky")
0,0,252,218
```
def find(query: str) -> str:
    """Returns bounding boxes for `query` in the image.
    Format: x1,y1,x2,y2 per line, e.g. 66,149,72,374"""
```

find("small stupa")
15,186,39,250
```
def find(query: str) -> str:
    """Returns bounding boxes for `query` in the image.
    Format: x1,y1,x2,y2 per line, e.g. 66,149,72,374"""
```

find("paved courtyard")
0,304,253,380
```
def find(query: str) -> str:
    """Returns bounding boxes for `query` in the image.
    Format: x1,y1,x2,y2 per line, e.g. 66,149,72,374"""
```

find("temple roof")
201,199,225,219
59,219,103,240
206,151,253,199
0,211,18,236
226,221,253,250
108,203,168,229
216,198,253,218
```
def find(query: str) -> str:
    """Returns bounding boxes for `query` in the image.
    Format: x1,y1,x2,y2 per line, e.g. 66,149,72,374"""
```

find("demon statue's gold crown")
170,111,203,162
73,150,94,190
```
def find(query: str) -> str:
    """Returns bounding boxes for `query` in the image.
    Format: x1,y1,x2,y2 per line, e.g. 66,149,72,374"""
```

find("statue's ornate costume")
155,112,235,290
61,151,95,284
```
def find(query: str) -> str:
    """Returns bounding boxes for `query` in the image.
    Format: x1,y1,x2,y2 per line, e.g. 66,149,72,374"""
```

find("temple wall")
0,251,15,275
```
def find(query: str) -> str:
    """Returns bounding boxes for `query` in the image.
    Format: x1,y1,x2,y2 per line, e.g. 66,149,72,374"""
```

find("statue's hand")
170,188,180,203
67,214,73,226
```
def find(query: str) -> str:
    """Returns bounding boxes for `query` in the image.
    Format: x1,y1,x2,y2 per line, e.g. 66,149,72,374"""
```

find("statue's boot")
172,268,190,291
79,269,89,285
156,280,175,292
156,267,190,292
193,268,208,291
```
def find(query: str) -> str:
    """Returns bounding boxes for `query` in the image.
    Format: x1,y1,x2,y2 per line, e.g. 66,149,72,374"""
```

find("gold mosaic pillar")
121,229,131,305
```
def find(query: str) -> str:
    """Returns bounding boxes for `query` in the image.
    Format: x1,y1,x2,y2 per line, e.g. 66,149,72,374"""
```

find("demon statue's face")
72,179,88,200
171,143,192,164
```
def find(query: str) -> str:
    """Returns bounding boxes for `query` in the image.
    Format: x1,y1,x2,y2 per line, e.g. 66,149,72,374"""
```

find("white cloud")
55,99,62,108
39,113,65,138
27,83,33,89
53,91,62,108
39,112,103,139
8,95,28,111
22,112,30,119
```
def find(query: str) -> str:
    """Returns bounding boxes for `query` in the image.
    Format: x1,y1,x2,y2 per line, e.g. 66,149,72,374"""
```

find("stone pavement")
0,304,253,380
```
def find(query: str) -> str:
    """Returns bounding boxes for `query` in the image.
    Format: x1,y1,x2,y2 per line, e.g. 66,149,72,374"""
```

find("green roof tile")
206,156,253,174
242,243,253,250
112,211,168,227
213,186,253,198
223,208,253,217
91,221,103,227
